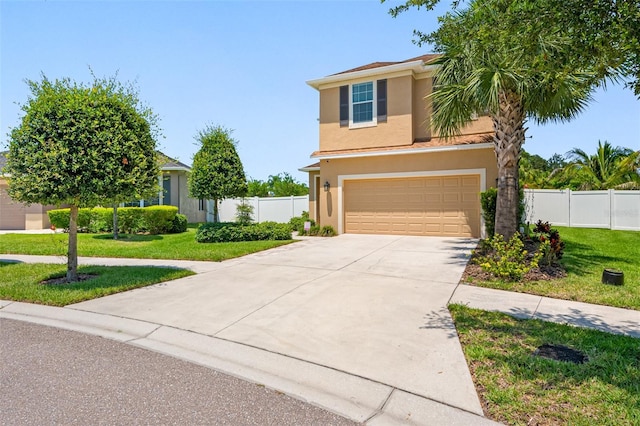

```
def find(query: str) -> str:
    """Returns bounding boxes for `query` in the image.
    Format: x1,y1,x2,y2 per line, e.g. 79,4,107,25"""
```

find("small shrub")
474,233,542,281
170,214,188,234
235,201,254,225
117,207,148,234
319,225,336,237
144,206,178,234
289,211,315,234
480,188,497,238
48,209,71,230
48,207,112,232
89,208,113,233
306,225,321,236
532,220,565,265
195,221,292,243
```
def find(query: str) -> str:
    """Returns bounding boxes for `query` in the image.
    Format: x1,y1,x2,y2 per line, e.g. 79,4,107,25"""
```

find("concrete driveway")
69,234,488,422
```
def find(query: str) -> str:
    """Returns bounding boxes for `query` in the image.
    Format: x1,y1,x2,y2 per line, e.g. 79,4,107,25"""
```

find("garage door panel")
344,175,480,237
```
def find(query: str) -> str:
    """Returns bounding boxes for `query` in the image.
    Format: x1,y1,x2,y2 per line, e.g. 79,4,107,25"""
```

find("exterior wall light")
324,181,330,192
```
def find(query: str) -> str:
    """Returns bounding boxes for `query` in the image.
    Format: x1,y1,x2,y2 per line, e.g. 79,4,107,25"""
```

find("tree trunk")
493,90,526,239
213,198,219,223
67,205,79,282
112,204,119,240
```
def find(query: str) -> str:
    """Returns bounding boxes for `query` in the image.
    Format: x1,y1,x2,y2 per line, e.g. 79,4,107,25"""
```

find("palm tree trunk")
67,204,79,282
493,90,526,239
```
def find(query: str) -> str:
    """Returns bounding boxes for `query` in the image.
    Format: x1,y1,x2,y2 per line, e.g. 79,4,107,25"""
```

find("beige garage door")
0,183,26,230
344,175,480,237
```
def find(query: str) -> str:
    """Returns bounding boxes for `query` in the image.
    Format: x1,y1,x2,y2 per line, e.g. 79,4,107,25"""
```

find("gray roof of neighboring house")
0,150,191,174
158,152,191,172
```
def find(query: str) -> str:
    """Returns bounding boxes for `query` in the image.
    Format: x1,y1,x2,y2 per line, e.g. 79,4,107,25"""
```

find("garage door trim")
337,168,487,235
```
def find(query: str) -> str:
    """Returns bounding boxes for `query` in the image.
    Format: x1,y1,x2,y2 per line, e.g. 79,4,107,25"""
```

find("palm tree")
427,0,596,238
564,141,640,190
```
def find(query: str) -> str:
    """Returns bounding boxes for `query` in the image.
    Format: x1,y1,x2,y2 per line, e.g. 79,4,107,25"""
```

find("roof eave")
311,142,494,160
306,61,438,90
298,166,321,172
161,166,191,172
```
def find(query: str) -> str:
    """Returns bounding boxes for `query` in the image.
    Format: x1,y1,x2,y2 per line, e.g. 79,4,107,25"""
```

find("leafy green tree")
386,0,640,96
564,141,640,189
519,151,568,189
247,178,269,197
246,173,309,197
416,0,593,238
188,125,247,222
6,75,159,282
267,173,308,197
547,154,567,171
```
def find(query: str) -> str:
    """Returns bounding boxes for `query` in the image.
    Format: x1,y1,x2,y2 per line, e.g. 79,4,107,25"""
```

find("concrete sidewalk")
450,285,640,338
1,235,638,425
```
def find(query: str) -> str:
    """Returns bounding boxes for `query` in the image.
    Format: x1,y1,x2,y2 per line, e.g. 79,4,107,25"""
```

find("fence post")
567,190,572,227
609,189,614,230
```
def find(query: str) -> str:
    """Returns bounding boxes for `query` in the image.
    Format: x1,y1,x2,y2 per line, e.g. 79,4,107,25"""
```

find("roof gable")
307,54,440,90
332,54,440,75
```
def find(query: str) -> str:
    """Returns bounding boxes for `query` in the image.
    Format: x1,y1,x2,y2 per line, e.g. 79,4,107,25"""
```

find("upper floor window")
352,82,373,123
340,79,387,129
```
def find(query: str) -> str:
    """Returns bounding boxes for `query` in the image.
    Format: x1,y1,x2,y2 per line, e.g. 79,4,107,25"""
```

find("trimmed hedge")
48,206,186,234
195,221,292,243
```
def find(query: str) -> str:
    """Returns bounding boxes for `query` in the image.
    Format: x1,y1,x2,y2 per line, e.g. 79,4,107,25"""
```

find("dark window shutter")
377,79,387,122
339,85,349,126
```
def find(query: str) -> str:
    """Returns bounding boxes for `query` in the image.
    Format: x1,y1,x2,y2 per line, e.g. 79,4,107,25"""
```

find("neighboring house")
0,151,56,230
300,54,498,238
129,152,207,224
0,151,206,230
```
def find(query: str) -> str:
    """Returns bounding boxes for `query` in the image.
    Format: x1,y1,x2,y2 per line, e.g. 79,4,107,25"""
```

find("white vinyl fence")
523,189,640,231
210,195,309,223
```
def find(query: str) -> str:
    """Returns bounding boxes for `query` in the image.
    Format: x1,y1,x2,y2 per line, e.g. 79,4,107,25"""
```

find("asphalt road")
0,318,359,425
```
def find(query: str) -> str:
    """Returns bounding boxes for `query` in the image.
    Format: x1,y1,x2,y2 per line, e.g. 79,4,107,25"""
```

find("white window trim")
337,168,487,236
349,81,377,129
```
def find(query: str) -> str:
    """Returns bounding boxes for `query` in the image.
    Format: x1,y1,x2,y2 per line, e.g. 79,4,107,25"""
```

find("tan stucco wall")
318,74,493,152
319,75,414,151
315,147,498,232
307,171,320,221
412,77,432,141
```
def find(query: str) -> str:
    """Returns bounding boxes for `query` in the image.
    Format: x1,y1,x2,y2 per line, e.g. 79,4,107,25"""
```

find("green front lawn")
451,305,640,425
0,228,293,261
466,227,640,310
0,262,193,306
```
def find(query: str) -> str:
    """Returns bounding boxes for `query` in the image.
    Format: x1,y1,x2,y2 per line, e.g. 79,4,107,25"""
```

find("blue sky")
2,1,638,183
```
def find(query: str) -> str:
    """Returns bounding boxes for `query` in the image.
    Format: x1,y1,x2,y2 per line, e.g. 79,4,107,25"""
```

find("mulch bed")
461,239,567,283
40,274,98,286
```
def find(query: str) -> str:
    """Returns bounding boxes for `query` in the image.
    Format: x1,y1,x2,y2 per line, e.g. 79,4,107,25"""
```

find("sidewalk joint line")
364,387,395,423
532,296,543,319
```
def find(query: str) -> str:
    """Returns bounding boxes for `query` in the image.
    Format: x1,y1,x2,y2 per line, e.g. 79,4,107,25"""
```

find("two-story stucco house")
300,54,498,238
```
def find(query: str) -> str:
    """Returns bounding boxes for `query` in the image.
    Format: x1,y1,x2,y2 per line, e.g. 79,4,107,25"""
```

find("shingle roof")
0,150,191,174
311,132,494,158
332,54,441,75
298,161,321,172
157,151,191,171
